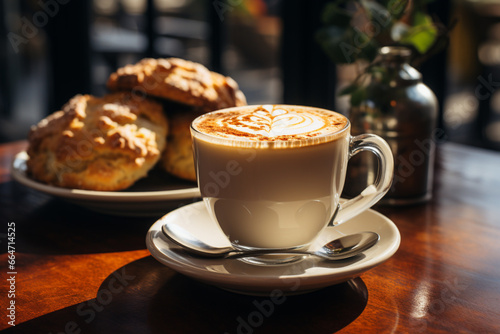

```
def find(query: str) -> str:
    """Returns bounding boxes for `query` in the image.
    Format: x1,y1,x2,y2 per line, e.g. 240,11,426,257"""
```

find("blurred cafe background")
1,0,500,152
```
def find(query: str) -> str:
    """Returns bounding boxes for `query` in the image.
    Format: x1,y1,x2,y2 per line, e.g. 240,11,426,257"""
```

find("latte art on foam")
226,105,327,137
193,105,348,142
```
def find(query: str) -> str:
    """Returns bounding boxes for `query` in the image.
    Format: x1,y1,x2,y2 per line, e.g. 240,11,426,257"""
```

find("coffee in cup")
191,105,393,255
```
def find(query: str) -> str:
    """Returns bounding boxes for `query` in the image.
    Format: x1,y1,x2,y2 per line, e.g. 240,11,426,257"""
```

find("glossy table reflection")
1,141,500,333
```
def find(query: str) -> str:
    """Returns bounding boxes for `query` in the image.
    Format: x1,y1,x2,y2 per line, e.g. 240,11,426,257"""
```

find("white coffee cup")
191,105,393,252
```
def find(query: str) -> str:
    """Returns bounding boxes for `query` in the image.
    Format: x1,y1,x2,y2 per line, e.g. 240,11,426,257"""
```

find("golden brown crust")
27,92,168,191
106,58,247,111
160,110,201,182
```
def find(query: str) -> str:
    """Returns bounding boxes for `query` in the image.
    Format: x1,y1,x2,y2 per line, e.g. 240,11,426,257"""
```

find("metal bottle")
343,46,439,205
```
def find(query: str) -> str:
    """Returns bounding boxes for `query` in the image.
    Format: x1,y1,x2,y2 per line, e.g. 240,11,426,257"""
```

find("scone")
160,110,202,182
27,92,168,191
106,58,247,111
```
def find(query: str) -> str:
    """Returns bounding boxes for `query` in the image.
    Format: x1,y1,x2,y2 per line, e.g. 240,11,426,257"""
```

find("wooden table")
1,140,500,333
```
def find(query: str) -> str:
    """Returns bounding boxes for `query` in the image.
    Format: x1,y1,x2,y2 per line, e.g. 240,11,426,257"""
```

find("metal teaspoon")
161,223,379,261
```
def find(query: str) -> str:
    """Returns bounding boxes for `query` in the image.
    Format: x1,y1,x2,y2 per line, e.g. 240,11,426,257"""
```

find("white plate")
11,151,201,216
146,201,400,296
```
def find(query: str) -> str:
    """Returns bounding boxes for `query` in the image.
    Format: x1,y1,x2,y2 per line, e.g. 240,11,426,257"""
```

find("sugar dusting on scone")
27,92,168,190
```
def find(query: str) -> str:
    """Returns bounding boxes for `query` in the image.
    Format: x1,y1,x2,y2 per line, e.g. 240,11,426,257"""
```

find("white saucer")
146,201,400,295
11,151,200,216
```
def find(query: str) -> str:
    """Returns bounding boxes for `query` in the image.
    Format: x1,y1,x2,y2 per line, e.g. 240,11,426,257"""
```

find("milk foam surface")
192,105,348,142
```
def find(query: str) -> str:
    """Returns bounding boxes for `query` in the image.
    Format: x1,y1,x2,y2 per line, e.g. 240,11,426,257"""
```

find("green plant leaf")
399,11,437,53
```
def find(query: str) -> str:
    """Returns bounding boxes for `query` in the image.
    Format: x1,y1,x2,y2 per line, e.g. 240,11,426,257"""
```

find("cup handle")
332,134,394,226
